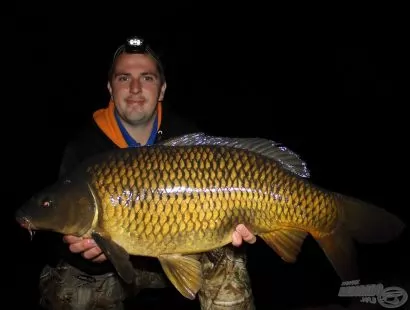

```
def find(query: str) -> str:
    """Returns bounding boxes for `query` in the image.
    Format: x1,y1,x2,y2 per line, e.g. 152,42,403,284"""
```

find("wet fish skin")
84,143,336,257
15,133,406,300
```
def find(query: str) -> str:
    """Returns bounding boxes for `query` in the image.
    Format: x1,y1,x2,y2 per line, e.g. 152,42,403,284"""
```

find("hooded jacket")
59,100,198,178
54,100,199,275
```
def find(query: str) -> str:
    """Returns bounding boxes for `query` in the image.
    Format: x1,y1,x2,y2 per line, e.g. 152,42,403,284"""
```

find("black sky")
8,16,409,309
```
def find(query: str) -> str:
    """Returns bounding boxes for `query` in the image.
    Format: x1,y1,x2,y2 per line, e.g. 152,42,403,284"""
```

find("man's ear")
107,82,113,97
159,82,167,101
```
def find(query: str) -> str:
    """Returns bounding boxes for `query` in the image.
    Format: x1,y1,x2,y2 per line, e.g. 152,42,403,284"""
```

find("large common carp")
15,133,405,300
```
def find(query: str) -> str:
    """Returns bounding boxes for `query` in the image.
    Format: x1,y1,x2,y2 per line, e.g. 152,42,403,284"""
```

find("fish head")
15,176,97,237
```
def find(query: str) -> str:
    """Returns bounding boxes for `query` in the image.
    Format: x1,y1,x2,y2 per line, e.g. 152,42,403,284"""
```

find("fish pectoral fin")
158,254,202,300
260,228,308,263
91,231,134,284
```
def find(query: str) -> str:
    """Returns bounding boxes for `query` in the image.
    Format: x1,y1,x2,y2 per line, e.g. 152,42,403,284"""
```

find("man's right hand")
63,235,107,263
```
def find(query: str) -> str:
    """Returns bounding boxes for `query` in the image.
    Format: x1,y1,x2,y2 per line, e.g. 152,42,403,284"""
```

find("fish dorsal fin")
160,132,310,178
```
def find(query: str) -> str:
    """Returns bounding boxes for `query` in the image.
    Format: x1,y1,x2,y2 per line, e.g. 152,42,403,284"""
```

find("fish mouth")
16,216,36,240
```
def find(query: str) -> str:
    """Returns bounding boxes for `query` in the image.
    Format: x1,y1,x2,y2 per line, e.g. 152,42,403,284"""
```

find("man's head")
107,36,167,127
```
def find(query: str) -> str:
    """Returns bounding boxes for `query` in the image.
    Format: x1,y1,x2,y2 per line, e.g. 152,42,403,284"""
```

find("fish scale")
16,132,405,300
85,145,336,257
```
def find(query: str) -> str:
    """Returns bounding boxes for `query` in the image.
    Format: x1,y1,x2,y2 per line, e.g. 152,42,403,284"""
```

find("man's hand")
63,235,107,263
232,224,257,247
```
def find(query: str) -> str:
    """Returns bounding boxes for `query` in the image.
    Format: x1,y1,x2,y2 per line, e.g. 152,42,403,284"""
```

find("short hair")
108,36,165,84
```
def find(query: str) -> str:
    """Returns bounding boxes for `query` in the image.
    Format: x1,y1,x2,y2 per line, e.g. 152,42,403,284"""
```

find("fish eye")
41,199,53,208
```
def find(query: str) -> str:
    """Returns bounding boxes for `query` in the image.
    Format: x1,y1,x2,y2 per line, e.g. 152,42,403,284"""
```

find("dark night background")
6,14,409,309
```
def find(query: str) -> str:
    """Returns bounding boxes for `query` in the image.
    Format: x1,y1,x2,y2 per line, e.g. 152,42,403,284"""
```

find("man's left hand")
232,224,257,247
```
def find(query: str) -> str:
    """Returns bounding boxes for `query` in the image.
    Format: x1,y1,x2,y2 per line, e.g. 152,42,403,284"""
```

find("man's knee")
39,263,126,310
198,246,255,310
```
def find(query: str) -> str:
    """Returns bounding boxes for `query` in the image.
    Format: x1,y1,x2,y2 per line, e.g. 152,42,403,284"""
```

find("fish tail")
337,194,405,244
314,194,406,281
314,227,359,281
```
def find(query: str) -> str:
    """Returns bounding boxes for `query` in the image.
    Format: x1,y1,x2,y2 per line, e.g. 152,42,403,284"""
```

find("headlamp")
124,37,146,53
112,36,160,61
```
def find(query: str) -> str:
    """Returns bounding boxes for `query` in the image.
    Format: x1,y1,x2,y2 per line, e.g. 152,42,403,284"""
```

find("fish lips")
16,215,37,240
16,215,36,230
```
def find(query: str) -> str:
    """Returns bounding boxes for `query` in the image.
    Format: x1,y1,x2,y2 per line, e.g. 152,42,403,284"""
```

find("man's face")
108,53,166,126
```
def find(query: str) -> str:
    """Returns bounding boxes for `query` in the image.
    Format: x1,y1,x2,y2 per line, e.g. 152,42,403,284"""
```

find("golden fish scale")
85,146,338,257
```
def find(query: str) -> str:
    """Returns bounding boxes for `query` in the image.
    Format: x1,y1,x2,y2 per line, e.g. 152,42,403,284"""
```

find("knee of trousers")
38,263,128,309
198,247,255,309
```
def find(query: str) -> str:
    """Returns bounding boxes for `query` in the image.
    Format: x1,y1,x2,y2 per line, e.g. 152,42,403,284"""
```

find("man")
38,36,256,310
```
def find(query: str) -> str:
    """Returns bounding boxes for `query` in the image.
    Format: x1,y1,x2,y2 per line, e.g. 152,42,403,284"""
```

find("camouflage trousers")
38,261,168,309
38,246,255,310
198,246,255,310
